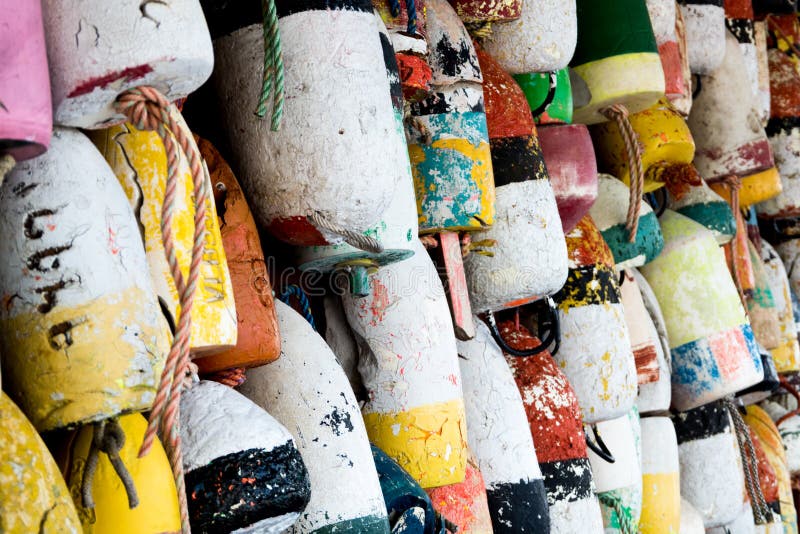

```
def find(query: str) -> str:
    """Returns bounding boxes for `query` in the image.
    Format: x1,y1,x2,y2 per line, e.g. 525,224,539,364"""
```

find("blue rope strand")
280,285,316,331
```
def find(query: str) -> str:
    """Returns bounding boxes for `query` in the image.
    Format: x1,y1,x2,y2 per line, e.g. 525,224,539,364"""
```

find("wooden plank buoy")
570,0,665,125
747,240,782,350
90,112,238,357
638,416,681,534
0,392,82,533
639,210,763,411
646,0,685,101
0,1,51,160
458,319,549,532
514,68,574,125
59,414,180,533
426,453,494,534
0,127,169,431
666,171,737,245
240,300,391,532
205,0,406,248
180,380,312,533
43,0,213,128
620,270,661,385
680,498,706,534
760,241,800,373
678,0,726,74
538,123,599,233
446,0,522,23
553,215,638,424
464,45,567,313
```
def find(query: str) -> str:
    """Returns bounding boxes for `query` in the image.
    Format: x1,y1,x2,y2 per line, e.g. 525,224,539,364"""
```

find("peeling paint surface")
426,453,493,533
679,3,726,74
760,241,800,372
639,416,680,534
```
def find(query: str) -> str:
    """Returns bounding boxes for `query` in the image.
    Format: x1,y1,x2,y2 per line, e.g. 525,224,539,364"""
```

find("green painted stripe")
310,514,391,533
675,202,736,239
571,0,659,67
513,68,574,124
599,211,664,267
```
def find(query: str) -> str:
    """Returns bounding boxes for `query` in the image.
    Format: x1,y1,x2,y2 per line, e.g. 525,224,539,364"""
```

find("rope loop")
598,492,638,534
308,211,384,253
81,419,139,511
209,367,247,388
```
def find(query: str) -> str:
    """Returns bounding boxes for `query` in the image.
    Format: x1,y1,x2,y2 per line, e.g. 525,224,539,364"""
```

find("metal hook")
530,71,558,118
585,424,616,464
484,297,561,357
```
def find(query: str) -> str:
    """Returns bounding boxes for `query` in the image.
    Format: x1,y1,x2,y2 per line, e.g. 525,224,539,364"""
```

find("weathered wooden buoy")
206,0,406,248
587,409,643,534
426,453,494,534
680,498,706,534
458,319,549,532
181,380,312,533
0,1,51,160
479,0,577,74
638,416,681,534
90,113,237,357
342,240,468,489
538,123,598,233
0,392,82,533
620,270,661,385
552,215,638,424
760,241,800,373
678,0,726,74
43,0,212,128
59,414,180,533
513,68,574,125
570,0,665,125
639,210,763,411
725,0,766,123
761,400,800,476
463,46,567,313
446,0,522,22
747,240,782,350
240,300,390,532
672,400,745,527
646,0,685,101
0,127,169,431
666,171,737,244
501,322,605,534
589,174,665,269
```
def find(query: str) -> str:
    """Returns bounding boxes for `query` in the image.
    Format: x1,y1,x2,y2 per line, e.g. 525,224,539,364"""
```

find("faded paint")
679,2,726,74
747,240,781,350
619,270,660,385
646,0,684,98
426,453,494,534
667,173,736,244
639,416,680,534
760,241,800,372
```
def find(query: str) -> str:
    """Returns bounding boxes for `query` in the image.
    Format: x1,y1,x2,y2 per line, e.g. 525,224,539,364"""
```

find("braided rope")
255,0,284,131
115,86,208,534
0,154,14,186
598,492,638,534
601,104,644,243
280,285,317,330
81,418,139,510
308,211,384,253
208,367,247,388
388,0,401,17
405,0,417,34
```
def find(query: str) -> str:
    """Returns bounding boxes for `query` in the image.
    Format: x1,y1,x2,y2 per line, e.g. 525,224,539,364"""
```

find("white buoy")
619,271,661,386
679,0,726,74
322,294,363,397
761,401,800,476
680,497,706,534
760,241,800,373
639,416,681,534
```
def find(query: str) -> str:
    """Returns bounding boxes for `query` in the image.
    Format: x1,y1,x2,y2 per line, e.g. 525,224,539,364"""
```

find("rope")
0,154,14,186
254,0,284,131
461,234,496,257
280,285,317,330
209,367,247,388
389,0,401,17
115,86,208,534
725,398,773,525
420,235,438,249
465,21,493,41
81,419,139,510
308,211,384,253
601,104,643,243
598,492,638,534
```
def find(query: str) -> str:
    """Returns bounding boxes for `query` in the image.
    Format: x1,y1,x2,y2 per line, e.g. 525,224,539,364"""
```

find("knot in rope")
0,154,15,187
81,419,139,510
280,285,317,330
601,104,643,243
255,0,284,130
308,211,384,253
597,492,638,534
209,367,247,388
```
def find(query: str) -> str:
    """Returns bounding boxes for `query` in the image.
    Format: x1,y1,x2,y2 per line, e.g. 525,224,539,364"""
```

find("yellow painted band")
709,167,783,208
772,338,800,373
639,472,680,534
363,399,468,489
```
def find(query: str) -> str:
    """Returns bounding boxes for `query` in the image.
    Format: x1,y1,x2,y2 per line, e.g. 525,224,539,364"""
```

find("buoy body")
747,240,781,350
181,380,312,534
620,270,661,385
240,301,391,532
640,210,763,411
762,401,800,476
667,174,736,244
646,0,684,100
680,498,706,534
90,114,238,357
725,0,764,121
208,0,405,246
760,241,800,373
446,0,522,22
638,416,681,534
775,239,800,339
0,127,168,431
539,124,599,233
671,4,694,116
514,68,574,125
0,0,52,160
426,453,494,534
0,392,82,534
43,0,213,128
679,0,726,74
553,215,638,424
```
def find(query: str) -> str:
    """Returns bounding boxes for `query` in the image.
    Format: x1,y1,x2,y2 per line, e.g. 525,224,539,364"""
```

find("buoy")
666,172,737,245
0,127,169,431
646,0,685,101
479,0,577,74
180,380,312,533
678,0,726,74
761,400,800,476
513,68,573,125
501,322,605,534
321,294,364,397
342,240,468,488
619,269,661,385
706,501,779,534
59,413,181,533
747,240,782,350
638,416,681,534
760,241,800,373
43,0,213,128
426,453,494,534
0,392,82,533
671,4,694,116
240,300,391,532
587,409,643,534
464,45,567,313
206,0,406,248
0,1,51,160
748,429,783,530
737,343,781,405
725,0,767,123
672,400,746,527
589,174,665,269
89,111,238,357
458,319,549,532
680,498,706,534
552,215,638,424
775,238,800,323
639,210,763,411
408,0,493,337
570,0,665,125
446,0,522,22
755,20,772,125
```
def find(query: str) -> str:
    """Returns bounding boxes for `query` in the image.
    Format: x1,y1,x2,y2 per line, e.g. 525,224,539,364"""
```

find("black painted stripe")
486,478,550,533
411,90,485,116
540,457,594,505
379,32,404,114
554,264,621,310
726,18,755,45
678,0,723,6
186,443,311,534
769,500,781,518
753,0,797,15
490,135,548,187
672,400,731,444
766,116,800,138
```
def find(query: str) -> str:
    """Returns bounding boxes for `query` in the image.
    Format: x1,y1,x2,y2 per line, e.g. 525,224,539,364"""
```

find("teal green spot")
513,68,573,124
600,211,664,267
675,202,736,239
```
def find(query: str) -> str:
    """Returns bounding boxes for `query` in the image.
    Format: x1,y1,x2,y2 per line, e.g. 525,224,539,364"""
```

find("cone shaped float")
639,416,681,534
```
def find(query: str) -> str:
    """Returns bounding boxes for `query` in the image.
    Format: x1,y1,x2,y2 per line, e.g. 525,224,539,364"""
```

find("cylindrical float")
760,241,800,373
681,498,706,534
514,68,573,125
725,0,765,121
638,416,681,534
666,172,737,245
426,453,494,534
639,210,763,411
570,0,665,125
0,0,52,160
646,0,685,100
458,319,549,532
620,269,661,385
0,127,169,431
43,0,213,128
89,112,238,357
747,240,781,350
552,215,638,424
206,0,405,247
0,392,82,533
446,0,522,22
678,0,726,74
180,380,312,533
